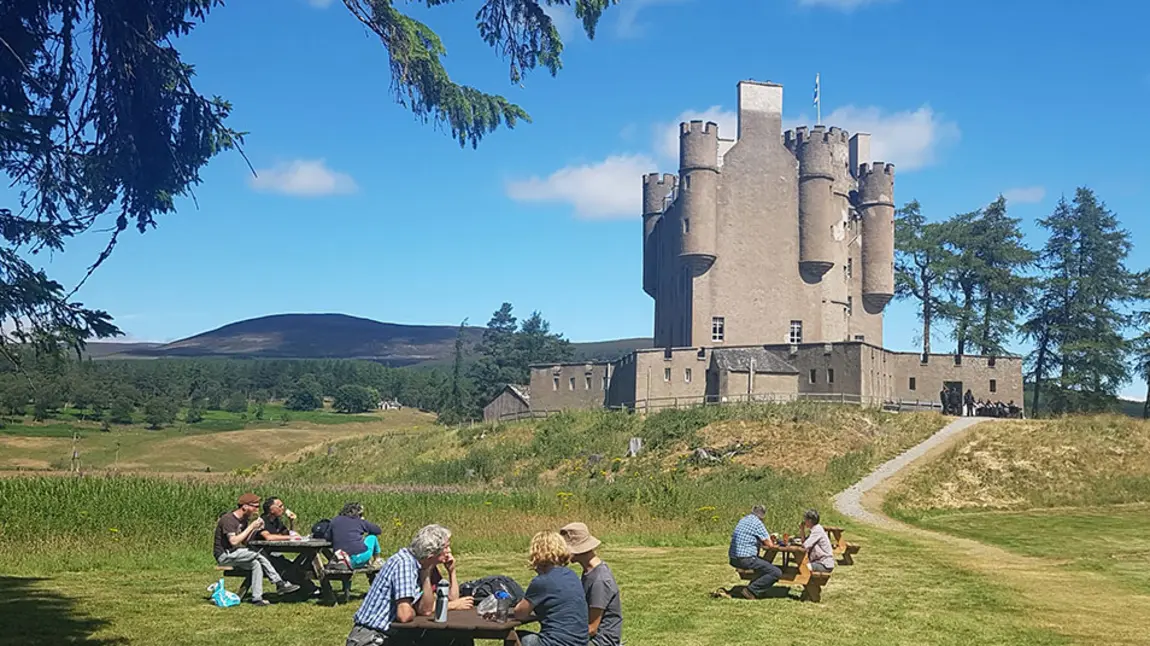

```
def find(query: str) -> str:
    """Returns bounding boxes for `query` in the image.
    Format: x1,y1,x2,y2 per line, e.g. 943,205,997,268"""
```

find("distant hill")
101,313,652,367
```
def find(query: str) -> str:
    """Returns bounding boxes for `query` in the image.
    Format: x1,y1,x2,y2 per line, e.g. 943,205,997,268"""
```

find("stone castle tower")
641,80,895,349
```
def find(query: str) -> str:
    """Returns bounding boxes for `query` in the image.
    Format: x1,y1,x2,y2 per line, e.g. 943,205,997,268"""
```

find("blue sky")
6,0,1149,399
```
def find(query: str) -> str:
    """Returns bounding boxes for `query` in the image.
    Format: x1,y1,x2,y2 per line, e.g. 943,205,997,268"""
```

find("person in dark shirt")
513,531,589,646
213,493,299,606
560,522,622,646
328,502,383,569
259,497,297,541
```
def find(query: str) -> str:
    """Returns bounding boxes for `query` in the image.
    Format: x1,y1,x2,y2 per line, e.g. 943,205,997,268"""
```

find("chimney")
737,81,783,142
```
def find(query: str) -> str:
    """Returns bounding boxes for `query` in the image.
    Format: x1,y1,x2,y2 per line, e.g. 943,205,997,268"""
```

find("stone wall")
528,362,612,412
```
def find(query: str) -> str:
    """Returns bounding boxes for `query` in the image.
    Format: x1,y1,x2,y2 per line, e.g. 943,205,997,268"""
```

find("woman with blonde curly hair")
513,531,588,646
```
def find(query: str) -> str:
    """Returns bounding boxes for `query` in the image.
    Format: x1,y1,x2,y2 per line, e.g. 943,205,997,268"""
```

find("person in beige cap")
560,522,622,646
213,493,299,606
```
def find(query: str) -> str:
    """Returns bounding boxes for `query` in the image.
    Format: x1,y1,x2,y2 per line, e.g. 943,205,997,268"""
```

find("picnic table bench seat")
823,526,862,565
734,545,834,603
323,562,381,604
215,565,252,600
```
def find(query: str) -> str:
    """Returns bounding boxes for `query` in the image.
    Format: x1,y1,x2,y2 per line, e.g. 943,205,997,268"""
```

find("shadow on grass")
0,576,126,645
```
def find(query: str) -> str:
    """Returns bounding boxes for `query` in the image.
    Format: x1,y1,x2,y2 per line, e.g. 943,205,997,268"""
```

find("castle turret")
858,162,896,311
785,125,847,281
642,173,676,298
678,120,719,275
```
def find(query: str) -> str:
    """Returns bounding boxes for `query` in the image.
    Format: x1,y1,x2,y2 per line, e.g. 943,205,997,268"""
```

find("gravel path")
832,416,990,528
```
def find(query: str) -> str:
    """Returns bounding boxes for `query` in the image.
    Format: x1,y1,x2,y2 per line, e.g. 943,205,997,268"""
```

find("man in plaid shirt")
346,524,473,645
728,505,782,599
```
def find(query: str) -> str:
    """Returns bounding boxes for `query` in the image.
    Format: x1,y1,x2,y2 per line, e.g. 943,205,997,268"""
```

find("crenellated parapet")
679,120,720,172
641,173,677,298
677,121,719,275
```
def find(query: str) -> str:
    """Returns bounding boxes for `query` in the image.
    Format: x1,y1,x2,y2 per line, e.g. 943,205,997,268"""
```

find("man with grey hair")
728,504,782,600
346,524,475,645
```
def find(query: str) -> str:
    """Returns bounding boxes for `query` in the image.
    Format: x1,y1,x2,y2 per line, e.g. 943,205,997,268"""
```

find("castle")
483,80,1023,422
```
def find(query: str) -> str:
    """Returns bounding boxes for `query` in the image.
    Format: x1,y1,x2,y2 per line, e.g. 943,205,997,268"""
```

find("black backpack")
460,575,525,603
311,518,331,539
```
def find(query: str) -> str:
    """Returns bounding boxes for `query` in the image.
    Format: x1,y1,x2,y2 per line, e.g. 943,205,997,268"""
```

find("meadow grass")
0,409,435,473
891,504,1150,595
0,478,1072,646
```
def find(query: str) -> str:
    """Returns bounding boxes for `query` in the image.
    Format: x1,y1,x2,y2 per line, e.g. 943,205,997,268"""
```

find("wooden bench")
323,564,380,604
215,565,251,600
824,526,862,565
735,546,834,603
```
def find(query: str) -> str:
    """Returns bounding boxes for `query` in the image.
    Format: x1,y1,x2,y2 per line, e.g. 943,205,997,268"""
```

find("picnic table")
737,545,832,602
820,526,862,565
390,609,537,645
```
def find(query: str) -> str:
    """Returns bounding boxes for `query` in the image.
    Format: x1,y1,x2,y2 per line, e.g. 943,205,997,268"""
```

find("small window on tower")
664,367,671,382
685,368,692,383
711,317,725,342
909,377,917,391
569,377,575,391
683,218,690,234
553,376,559,391
790,320,804,344
846,258,853,279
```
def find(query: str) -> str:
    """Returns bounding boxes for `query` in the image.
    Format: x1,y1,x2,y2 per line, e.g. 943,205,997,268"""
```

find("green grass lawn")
900,504,1150,595
0,525,1071,646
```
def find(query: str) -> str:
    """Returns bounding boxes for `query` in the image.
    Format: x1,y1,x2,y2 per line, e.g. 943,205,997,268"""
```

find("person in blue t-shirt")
513,531,589,646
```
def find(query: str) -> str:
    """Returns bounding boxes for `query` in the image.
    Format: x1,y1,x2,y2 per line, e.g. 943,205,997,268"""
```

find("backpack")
311,518,331,539
460,575,525,603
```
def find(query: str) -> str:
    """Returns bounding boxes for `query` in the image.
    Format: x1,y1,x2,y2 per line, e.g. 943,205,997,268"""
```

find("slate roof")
711,347,799,374
507,384,530,403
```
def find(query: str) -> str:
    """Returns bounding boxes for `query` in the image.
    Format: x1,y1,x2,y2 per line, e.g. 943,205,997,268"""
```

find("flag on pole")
813,73,821,125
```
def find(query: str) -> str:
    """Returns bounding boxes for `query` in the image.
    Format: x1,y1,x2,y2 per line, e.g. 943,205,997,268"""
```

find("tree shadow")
0,576,127,645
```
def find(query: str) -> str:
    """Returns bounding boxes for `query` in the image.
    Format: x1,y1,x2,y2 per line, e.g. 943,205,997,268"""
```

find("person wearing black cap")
213,492,300,606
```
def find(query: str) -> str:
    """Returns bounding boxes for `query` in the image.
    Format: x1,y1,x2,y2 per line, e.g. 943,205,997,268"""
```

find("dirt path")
834,416,1150,645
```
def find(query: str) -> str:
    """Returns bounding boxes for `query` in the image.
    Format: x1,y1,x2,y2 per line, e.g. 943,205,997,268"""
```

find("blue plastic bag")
209,578,241,608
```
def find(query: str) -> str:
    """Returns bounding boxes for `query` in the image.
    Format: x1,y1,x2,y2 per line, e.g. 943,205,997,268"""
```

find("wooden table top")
392,610,534,632
248,539,331,549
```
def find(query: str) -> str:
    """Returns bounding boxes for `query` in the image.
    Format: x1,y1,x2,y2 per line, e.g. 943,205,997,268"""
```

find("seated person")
514,531,589,646
728,504,781,600
259,496,298,540
329,502,383,569
560,522,622,646
213,493,300,606
345,524,473,646
799,509,835,573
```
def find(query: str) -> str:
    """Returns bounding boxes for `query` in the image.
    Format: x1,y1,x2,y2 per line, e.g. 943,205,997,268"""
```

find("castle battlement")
784,125,850,152
858,162,895,176
643,172,678,187
680,120,720,136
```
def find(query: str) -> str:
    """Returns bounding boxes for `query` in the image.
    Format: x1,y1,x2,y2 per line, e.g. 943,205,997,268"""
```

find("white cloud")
1002,186,1047,204
787,105,960,171
797,0,896,10
249,159,358,197
654,106,738,164
615,0,691,38
507,99,957,218
541,3,580,42
505,154,657,219
306,0,335,7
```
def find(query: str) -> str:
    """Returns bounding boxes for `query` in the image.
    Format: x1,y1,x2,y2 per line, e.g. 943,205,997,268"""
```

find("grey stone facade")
486,79,1023,420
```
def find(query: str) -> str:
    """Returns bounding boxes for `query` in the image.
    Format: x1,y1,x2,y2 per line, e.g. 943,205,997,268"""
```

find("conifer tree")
894,200,953,355
1130,271,1150,418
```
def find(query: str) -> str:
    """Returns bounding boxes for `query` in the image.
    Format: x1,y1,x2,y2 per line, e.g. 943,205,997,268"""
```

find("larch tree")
1,1,618,359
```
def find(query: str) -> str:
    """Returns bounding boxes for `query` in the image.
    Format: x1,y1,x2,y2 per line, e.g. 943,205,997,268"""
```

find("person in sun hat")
213,492,300,606
559,522,622,646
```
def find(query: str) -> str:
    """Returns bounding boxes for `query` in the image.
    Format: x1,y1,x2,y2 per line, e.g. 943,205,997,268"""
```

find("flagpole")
814,73,821,126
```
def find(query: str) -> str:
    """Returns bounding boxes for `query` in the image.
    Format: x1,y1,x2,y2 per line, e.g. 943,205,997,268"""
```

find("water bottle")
494,589,512,623
434,580,450,622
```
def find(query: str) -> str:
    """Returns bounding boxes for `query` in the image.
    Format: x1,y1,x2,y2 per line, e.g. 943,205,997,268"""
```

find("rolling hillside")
98,313,652,366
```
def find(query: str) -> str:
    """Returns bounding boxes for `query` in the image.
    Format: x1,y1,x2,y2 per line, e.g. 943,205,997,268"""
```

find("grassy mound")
885,414,1150,519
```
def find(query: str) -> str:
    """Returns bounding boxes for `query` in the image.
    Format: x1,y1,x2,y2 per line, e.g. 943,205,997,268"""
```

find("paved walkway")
832,415,989,526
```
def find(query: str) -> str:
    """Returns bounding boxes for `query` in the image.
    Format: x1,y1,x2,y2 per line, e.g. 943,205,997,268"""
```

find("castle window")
809,369,817,384
684,175,691,189
685,368,692,383
988,356,997,368
569,377,575,391
711,317,725,342
585,375,592,390
602,376,608,390
789,320,804,344
697,348,707,360
683,218,690,234
553,376,559,391
827,369,835,384
990,379,997,393
664,367,671,382
909,377,916,391
846,258,853,279
954,354,962,366
664,348,673,360
847,296,853,315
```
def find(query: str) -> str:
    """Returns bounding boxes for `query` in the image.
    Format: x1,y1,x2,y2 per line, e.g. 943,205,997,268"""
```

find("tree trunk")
921,274,933,355
956,283,976,356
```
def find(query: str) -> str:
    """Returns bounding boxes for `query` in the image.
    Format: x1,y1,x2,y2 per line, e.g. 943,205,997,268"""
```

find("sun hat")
559,522,601,555
237,493,261,506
